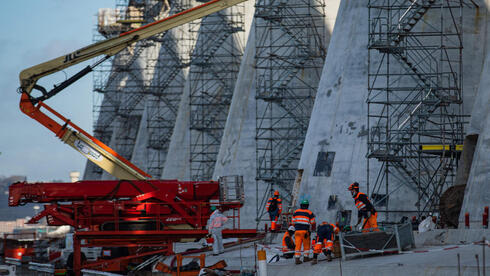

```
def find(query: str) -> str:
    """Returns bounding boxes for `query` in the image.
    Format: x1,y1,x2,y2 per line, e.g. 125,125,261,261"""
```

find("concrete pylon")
83,47,144,180
162,1,253,180
161,73,192,180
213,1,340,228
213,21,258,228
131,1,198,178
297,0,374,224
101,42,158,180
458,0,490,227
298,1,487,225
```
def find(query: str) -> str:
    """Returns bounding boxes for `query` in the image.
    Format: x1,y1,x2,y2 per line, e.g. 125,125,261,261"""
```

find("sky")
0,1,115,182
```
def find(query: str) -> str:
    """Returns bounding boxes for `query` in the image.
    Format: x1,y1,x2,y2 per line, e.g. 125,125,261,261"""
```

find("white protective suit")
207,209,228,255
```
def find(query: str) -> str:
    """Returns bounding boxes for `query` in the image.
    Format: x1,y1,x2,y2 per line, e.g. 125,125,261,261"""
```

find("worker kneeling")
311,222,338,264
281,226,296,259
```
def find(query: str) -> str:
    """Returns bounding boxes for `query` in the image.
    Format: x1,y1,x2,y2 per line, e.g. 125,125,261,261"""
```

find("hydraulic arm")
18,0,247,180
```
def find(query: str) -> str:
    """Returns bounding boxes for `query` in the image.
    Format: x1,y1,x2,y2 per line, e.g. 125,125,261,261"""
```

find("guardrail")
4,257,20,266
339,222,415,260
81,269,124,276
28,262,54,273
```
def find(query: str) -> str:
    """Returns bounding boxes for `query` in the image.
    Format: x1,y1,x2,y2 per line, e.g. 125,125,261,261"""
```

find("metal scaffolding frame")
144,0,194,178
188,4,245,181
88,0,170,179
254,0,326,221
367,0,469,218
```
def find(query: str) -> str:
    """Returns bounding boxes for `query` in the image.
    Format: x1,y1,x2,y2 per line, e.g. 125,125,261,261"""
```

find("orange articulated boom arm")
18,0,248,180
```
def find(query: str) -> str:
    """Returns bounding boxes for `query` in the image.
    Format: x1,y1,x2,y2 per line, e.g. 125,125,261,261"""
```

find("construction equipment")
9,176,256,275
9,178,243,230
18,0,248,180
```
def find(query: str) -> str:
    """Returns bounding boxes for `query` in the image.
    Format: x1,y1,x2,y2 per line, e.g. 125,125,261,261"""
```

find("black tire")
101,220,164,231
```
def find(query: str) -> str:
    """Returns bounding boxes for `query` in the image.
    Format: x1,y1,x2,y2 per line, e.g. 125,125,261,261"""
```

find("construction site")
2,0,489,275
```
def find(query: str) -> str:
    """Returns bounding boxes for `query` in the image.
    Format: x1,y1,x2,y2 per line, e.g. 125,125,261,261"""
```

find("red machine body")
9,177,256,275
9,179,236,229
3,233,37,262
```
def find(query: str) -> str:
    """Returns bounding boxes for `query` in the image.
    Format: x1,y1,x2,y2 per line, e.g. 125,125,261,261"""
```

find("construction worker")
348,182,379,232
292,199,316,264
281,226,296,259
207,206,228,255
311,221,339,264
265,190,282,231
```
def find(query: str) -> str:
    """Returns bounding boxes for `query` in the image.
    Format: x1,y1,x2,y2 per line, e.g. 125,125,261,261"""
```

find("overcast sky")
0,1,115,182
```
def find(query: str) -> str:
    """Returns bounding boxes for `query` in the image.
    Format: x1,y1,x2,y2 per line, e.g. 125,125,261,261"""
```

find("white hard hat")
288,226,295,231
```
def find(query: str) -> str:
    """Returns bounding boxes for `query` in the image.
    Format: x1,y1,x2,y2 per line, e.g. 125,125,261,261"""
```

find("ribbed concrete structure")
100,39,161,180
162,2,253,181
297,0,372,223
131,0,197,178
298,0,487,224
459,0,490,227
84,43,149,180
84,0,169,180
82,0,490,233
213,0,340,228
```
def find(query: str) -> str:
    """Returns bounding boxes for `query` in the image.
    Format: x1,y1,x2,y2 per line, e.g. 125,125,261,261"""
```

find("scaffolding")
254,0,326,221
87,0,170,179
367,0,469,218
144,0,194,177
188,4,245,181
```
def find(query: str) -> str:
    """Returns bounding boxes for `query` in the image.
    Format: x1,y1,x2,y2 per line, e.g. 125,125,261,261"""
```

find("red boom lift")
10,176,257,274
14,0,256,274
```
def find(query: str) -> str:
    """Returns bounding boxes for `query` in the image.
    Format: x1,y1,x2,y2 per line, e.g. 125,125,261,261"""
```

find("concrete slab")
415,229,490,246
169,230,490,276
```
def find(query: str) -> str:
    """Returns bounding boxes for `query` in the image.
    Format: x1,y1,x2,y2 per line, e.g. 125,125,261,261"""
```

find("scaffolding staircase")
367,0,464,213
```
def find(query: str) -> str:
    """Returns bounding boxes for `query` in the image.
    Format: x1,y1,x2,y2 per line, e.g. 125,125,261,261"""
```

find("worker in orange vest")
292,200,316,264
266,190,282,231
281,226,296,259
348,182,379,232
311,221,339,264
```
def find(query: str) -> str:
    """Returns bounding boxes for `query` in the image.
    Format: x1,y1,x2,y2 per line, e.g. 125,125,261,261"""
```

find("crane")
18,0,247,180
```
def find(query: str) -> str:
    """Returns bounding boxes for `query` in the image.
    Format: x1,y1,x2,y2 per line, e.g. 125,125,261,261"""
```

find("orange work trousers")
313,238,333,254
294,230,311,258
362,212,379,232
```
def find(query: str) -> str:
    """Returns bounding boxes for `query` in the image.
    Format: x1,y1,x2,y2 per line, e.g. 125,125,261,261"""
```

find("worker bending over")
311,221,339,264
292,200,316,264
348,182,379,232
266,190,282,231
207,206,228,255
281,226,296,259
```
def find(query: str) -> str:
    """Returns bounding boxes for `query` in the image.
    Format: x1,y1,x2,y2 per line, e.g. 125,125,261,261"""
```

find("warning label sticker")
74,139,103,162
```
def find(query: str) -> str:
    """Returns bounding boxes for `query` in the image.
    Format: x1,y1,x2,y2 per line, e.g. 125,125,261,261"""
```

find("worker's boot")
310,253,318,265
326,251,332,262
303,256,312,262
295,258,302,265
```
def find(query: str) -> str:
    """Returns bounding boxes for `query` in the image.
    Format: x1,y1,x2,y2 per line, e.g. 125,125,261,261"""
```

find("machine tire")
101,220,164,231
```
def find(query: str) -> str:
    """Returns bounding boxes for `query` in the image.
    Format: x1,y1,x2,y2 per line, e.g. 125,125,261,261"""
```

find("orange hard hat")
274,190,279,196
348,182,359,191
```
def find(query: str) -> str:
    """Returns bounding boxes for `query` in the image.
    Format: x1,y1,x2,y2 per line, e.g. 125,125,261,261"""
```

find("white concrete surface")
213,0,340,228
459,0,490,228
163,3,251,181
131,1,198,178
298,0,488,226
167,229,489,276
